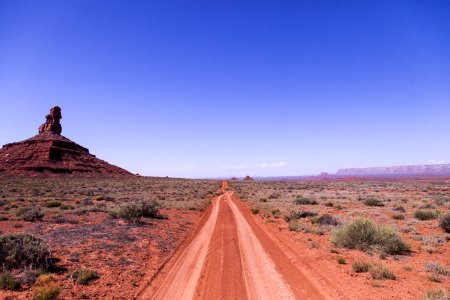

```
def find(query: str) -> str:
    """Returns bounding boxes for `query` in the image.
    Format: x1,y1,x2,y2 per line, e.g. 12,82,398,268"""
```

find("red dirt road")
138,182,331,299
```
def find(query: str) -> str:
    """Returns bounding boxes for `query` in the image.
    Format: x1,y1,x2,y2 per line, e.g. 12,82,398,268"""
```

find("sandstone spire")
38,106,62,135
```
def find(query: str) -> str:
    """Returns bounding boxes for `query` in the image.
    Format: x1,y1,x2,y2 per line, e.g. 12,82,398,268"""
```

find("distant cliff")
336,164,450,176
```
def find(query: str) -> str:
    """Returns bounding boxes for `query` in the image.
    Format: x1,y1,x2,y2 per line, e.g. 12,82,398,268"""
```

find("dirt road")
138,182,330,300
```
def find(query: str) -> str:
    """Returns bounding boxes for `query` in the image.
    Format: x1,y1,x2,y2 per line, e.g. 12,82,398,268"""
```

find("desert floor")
0,177,449,299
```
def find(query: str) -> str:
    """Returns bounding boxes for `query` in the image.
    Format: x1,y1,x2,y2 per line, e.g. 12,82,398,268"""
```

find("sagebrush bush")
284,210,317,222
370,264,396,280
364,198,385,207
352,261,371,273
114,200,162,224
44,201,61,208
423,288,448,300
312,214,339,226
438,214,450,233
73,268,100,285
251,208,260,215
0,234,52,270
0,271,19,290
293,197,318,205
288,220,300,232
16,207,44,221
331,218,409,255
414,210,438,220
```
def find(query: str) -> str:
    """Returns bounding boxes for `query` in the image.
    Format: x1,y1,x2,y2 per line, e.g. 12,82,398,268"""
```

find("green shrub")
312,214,339,226
438,214,450,233
271,209,281,218
16,207,44,221
251,208,260,215
352,261,371,273
116,203,142,224
294,197,318,205
414,210,438,220
370,264,396,280
0,233,52,270
0,271,19,290
392,214,405,220
44,201,61,208
337,257,346,264
331,218,409,255
139,200,161,218
73,268,100,285
284,210,317,222
364,199,384,207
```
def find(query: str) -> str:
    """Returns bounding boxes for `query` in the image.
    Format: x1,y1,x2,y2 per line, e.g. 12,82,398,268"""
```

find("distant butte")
243,175,254,181
0,106,131,176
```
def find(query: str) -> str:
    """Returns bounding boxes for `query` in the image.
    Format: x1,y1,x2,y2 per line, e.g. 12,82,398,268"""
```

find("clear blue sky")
1,1,449,178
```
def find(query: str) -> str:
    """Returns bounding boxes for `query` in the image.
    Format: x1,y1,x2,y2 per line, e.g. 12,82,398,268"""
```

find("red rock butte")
0,106,130,175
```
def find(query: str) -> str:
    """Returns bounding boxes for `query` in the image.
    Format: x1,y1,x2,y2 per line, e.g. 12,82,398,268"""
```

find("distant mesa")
0,106,131,176
230,177,238,181
243,175,254,181
336,164,450,176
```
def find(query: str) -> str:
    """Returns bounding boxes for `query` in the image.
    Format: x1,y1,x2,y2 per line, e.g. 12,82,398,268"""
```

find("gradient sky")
1,1,449,178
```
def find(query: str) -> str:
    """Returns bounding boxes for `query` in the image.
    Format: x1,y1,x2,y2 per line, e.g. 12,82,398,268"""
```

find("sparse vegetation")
414,209,438,220
331,218,409,255
337,257,346,264
364,198,384,207
33,274,61,300
438,213,450,233
0,271,20,290
294,197,318,205
352,261,371,273
0,233,52,271
72,268,100,285
16,207,44,221
370,264,396,280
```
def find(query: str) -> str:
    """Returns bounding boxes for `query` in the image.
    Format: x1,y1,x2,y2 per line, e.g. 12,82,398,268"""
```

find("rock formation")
336,164,450,176
243,176,254,181
38,106,62,134
0,106,130,175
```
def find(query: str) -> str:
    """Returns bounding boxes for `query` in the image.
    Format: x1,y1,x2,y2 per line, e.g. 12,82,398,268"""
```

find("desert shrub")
0,271,19,290
337,257,346,264
0,234,52,270
392,214,405,220
259,198,267,203
284,210,317,222
425,262,450,276
352,261,371,273
72,268,100,285
59,205,74,210
33,274,61,300
268,193,280,199
116,203,142,224
16,207,44,221
331,218,409,255
138,200,161,218
44,201,61,208
427,274,443,283
325,202,334,207
251,208,260,215
438,214,450,233
364,198,384,207
415,210,438,220
271,209,281,218
370,264,396,280
288,220,300,232
294,197,318,205
312,214,339,226
82,198,94,205
423,289,448,300
96,196,114,201
393,206,406,212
